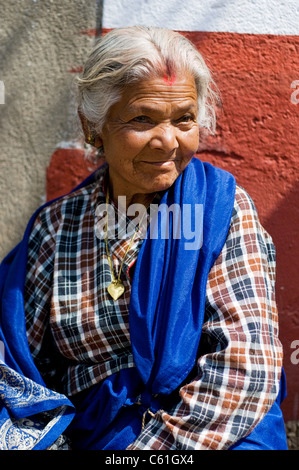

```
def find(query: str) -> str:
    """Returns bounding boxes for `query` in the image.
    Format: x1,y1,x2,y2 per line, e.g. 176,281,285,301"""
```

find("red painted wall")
47,31,299,421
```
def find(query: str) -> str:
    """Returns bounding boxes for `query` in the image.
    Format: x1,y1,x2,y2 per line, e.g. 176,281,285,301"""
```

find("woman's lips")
143,160,176,167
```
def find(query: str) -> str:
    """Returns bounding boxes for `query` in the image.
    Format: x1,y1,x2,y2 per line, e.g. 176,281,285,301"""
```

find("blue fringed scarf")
129,158,236,394
0,158,287,450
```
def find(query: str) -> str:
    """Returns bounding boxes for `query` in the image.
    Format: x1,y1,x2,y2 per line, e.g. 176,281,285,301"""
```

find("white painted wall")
103,0,299,35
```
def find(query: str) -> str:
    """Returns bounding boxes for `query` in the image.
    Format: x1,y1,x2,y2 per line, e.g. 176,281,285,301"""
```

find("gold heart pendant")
107,281,125,300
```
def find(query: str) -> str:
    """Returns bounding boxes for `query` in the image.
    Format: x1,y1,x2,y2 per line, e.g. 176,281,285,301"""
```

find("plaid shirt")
24,165,283,450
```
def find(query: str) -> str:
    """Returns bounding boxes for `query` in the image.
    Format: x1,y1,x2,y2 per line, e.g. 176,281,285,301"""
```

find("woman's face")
99,72,200,205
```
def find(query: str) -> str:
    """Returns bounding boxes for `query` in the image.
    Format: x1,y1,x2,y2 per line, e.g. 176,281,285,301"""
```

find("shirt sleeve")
127,185,283,450
24,205,66,390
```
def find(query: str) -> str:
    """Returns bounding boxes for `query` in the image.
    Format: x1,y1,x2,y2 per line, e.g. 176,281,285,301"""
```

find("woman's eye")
133,115,151,123
178,115,194,123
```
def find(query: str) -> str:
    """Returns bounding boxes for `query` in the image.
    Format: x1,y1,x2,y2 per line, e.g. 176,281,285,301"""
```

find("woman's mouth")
144,160,176,167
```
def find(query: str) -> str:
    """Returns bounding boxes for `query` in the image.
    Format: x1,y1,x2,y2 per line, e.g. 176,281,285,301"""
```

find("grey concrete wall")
0,0,101,260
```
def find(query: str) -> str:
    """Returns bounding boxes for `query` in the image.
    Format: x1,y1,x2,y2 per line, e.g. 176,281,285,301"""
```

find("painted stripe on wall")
102,0,299,35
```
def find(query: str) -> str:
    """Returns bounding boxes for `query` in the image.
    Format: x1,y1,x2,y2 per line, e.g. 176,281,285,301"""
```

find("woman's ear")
78,109,103,148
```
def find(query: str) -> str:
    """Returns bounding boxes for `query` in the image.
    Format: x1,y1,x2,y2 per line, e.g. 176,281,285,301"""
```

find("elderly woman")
0,26,287,450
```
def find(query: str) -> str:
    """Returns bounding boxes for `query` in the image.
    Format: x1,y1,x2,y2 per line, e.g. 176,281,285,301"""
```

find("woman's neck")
106,174,156,211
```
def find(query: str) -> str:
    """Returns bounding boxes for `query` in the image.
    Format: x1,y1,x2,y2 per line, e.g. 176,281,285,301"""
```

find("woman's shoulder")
234,184,257,213
230,184,261,227
37,181,96,229
30,165,106,237
228,184,269,242
230,184,274,250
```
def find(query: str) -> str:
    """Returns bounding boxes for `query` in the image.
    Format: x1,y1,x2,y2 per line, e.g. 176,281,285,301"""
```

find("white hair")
77,26,218,137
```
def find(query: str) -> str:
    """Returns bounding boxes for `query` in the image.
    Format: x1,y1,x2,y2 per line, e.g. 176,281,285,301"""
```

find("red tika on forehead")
162,59,176,85
163,73,176,85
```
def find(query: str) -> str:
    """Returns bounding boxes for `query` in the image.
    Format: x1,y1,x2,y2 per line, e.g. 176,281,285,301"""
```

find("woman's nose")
149,124,179,152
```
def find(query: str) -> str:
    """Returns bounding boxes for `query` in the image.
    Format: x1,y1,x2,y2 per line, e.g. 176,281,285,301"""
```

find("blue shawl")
0,158,287,450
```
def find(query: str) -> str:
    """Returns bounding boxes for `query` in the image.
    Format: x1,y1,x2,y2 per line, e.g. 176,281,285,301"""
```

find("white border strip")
103,0,299,35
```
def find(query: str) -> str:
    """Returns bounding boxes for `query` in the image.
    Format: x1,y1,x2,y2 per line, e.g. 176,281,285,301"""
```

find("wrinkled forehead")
106,73,199,121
